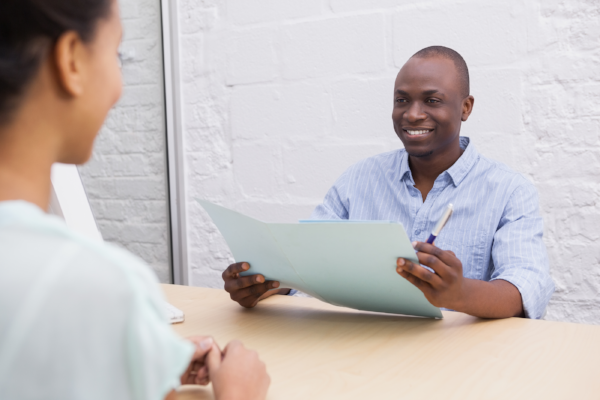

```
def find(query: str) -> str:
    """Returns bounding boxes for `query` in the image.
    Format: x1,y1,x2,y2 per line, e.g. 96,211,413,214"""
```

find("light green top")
0,201,194,400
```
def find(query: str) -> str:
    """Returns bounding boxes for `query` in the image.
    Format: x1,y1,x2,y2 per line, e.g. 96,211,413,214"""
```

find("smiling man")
222,46,554,319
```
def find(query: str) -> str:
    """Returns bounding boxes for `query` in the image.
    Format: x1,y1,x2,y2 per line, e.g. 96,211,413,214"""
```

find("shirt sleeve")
120,253,195,400
490,180,555,319
0,240,194,400
310,172,350,220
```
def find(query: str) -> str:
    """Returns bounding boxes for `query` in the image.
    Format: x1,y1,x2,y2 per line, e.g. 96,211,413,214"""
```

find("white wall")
80,0,172,283
177,0,600,324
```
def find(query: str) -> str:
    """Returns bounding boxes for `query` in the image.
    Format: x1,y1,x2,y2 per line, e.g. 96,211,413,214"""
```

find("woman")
0,0,270,399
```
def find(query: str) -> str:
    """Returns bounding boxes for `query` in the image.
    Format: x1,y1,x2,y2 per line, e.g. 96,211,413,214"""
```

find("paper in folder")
198,200,442,319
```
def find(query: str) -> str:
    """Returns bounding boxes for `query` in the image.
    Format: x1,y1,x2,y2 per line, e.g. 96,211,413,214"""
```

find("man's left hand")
396,241,466,310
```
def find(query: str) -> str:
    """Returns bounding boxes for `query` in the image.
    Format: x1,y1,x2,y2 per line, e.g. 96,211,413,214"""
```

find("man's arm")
310,183,349,220
487,182,554,319
397,242,524,318
398,180,554,319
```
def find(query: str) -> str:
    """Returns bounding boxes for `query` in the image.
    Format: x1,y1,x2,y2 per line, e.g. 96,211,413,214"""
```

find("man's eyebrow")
395,89,445,97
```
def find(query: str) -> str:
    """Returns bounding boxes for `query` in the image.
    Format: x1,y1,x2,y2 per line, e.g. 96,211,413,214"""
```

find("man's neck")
408,138,464,201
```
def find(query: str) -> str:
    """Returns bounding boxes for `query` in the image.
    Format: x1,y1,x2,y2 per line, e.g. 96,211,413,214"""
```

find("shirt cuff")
490,270,553,319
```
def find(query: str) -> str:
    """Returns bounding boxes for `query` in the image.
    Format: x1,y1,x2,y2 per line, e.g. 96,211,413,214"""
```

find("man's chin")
407,150,434,158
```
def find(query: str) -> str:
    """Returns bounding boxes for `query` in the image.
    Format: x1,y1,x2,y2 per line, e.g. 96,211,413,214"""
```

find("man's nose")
405,102,426,123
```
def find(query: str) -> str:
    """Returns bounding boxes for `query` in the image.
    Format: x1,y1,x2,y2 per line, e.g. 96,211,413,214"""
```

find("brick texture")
156,0,600,324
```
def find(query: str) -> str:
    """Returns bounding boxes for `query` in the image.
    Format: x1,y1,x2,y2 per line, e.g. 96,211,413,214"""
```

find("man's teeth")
406,130,430,135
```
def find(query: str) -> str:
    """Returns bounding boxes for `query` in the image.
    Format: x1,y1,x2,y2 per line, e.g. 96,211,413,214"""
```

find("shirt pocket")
431,228,489,280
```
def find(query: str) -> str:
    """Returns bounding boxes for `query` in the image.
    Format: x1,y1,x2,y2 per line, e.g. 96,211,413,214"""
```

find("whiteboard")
49,163,102,242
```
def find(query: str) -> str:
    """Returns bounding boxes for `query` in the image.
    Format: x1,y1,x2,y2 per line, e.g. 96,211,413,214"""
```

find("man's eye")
426,98,440,104
395,98,407,103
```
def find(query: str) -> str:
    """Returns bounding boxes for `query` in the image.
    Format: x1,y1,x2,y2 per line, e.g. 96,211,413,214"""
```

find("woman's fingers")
206,343,223,376
189,336,214,360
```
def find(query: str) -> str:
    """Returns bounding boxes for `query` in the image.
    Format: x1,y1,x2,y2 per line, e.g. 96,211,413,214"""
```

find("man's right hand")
222,262,285,308
207,340,270,400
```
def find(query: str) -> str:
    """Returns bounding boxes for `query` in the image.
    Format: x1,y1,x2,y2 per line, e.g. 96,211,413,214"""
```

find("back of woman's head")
0,0,112,125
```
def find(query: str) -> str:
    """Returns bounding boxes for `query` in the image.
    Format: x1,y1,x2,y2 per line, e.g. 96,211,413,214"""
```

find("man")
222,46,554,319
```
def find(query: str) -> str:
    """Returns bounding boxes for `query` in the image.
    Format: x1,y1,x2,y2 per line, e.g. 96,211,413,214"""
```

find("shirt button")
415,229,421,235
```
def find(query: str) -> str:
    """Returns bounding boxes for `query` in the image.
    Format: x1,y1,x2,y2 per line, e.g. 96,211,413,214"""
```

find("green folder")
198,200,442,319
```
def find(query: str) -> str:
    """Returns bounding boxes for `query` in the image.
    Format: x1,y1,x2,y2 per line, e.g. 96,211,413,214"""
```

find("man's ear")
461,95,475,122
53,31,86,97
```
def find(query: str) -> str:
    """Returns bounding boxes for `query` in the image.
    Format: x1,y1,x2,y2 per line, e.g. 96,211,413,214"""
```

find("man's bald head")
411,46,470,98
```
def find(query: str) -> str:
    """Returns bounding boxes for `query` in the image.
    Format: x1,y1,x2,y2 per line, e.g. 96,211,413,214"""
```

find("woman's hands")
180,337,270,400
207,340,270,400
181,336,217,385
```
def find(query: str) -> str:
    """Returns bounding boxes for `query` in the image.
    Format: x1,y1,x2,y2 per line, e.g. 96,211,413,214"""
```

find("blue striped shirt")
311,137,554,319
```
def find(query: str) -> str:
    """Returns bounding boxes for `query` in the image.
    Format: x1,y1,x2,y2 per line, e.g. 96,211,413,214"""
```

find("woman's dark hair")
0,0,112,124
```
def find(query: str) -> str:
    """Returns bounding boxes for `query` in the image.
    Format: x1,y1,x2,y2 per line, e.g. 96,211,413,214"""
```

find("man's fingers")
234,282,280,308
234,281,279,299
234,294,261,308
397,268,432,295
397,258,443,287
412,251,452,281
222,262,250,280
224,273,267,292
413,242,461,270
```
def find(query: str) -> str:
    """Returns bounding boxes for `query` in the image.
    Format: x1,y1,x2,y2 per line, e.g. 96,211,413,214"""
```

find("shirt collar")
0,201,45,227
399,136,479,187
399,150,414,184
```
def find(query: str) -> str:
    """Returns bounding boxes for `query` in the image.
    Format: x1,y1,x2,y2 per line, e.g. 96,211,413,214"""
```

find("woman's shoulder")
0,214,186,400
0,202,163,310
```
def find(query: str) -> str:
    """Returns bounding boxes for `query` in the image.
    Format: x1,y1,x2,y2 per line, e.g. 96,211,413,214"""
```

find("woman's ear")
461,95,475,122
53,31,87,97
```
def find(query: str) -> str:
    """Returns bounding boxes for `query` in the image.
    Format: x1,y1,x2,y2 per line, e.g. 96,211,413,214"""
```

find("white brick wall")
79,0,172,283
176,0,600,324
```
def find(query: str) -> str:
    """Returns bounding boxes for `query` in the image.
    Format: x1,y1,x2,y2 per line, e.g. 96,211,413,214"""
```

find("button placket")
411,191,429,241
413,178,450,241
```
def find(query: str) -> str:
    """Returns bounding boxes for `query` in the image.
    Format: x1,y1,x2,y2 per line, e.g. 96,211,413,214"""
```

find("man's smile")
403,128,434,136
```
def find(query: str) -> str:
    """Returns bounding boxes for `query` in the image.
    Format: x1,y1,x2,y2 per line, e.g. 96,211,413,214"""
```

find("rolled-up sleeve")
490,180,555,319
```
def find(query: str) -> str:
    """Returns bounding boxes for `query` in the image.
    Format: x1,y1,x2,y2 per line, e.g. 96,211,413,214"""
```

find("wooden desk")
164,284,600,400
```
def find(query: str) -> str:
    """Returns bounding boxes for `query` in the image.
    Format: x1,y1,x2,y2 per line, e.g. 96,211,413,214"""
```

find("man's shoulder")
474,153,536,194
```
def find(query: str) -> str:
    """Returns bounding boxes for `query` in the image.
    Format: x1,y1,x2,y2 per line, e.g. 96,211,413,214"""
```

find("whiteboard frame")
161,0,188,285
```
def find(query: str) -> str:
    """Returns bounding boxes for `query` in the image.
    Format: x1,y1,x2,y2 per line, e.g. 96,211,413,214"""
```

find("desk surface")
164,284,600,400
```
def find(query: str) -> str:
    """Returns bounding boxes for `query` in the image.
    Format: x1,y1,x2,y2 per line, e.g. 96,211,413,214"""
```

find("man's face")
392,56,473,158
